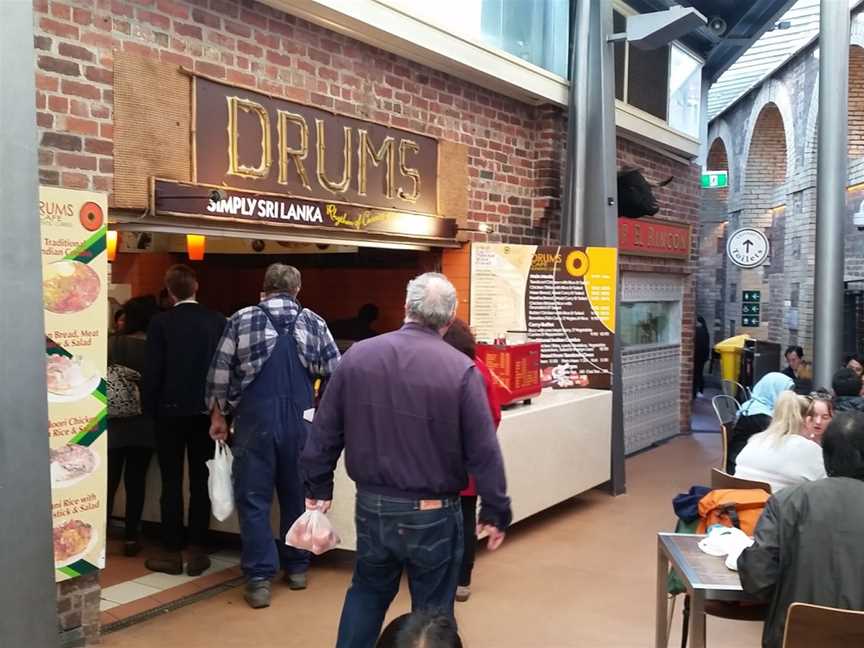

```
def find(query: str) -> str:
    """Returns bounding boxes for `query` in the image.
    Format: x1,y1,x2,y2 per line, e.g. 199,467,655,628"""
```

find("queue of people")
106,264,510,647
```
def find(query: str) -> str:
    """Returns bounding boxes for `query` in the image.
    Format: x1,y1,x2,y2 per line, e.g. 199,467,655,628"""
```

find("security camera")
209,188,227,202
708,16,727,36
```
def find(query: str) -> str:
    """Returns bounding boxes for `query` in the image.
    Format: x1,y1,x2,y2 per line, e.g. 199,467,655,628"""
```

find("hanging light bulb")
106,230,118,262
186,234,206,261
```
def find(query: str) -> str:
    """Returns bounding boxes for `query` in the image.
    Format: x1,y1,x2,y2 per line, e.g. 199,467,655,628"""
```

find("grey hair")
262,263,301,296
405,272,457,329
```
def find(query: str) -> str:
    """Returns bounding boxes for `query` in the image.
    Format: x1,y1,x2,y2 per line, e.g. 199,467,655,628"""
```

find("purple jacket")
300,322,512,530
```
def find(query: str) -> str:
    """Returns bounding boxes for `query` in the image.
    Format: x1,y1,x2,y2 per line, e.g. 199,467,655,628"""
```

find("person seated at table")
735,392,827,493
832,367,864,412
738,411,864,648
376,610,463,648
844,353,864,377
727,372,795,474
803,390,834,444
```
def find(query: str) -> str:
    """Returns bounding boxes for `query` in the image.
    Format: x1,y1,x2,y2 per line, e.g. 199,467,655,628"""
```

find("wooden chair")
710,468,772,494
712,395,740,471
783,603,864,648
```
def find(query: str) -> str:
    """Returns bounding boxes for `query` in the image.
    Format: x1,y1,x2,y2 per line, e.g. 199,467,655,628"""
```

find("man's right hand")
209,410,229,442
477,524,506,551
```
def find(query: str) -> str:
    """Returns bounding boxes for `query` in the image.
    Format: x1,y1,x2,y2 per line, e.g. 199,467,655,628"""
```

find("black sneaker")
244,580,272,609
283,572,307,590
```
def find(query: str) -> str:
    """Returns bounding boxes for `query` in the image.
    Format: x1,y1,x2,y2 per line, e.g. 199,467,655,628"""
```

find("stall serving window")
620,300,681,348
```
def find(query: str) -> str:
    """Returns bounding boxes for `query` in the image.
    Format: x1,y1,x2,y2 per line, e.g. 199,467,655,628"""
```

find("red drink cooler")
476,342,542,406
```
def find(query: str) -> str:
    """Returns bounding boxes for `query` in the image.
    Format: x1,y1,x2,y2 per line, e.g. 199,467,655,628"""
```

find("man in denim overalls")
207,264,340,609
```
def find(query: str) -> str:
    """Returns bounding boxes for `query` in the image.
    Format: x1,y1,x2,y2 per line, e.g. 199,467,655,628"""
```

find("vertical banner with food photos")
40,187,108,582
470,244,617,389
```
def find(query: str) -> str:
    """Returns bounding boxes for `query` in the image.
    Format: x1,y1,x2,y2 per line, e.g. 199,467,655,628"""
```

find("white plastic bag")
285,505,341,555
206,441,234,522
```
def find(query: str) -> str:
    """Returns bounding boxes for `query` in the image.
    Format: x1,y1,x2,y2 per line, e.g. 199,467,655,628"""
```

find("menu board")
40,187,108,582
470,244,617,389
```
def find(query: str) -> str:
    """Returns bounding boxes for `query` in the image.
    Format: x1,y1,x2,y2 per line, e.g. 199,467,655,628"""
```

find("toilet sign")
727,228,770,268
741,290,761,327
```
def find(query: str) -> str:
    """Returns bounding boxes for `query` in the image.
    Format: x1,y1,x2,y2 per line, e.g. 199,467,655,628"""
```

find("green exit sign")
701,170,728,189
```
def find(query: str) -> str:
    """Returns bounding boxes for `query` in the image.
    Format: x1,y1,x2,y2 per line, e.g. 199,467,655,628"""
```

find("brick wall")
617,137,701,433
57,573,100,646
850,45,864,159
33,0,566,246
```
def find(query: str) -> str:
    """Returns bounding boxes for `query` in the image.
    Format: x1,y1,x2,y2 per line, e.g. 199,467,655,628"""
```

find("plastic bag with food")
206,441,234,521
285,505,341,555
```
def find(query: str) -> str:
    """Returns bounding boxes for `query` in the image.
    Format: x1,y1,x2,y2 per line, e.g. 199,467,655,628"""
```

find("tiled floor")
98,542,241,627
101,433,765,647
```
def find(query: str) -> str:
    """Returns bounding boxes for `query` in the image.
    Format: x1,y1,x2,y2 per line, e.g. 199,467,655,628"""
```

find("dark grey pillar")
813,1,849,388
0,2,60,646
563,0,625,494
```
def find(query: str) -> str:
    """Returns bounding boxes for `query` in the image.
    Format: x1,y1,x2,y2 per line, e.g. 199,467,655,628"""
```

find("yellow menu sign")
40,187,108,582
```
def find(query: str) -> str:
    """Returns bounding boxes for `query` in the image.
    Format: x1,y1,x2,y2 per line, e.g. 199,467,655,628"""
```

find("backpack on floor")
696,489,770,536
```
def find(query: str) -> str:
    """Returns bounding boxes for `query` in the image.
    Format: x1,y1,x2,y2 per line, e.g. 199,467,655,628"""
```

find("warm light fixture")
106,230,118,262
186,234,206,260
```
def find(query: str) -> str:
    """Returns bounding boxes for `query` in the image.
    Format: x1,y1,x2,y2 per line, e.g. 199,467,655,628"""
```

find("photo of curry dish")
43,260,100,314
53,519,94,564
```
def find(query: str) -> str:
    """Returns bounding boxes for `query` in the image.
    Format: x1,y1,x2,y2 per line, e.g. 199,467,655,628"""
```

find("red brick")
174,21,203,39
255,30,279,50
91,104,110,119
72,7,92,25
61,79,101,99
227,69,256,87
319,67,338,82
207,31,235,50
63,116,99,135
34,35,52,51
61,172,89,189
84,66,113,85
99,158,114,173
110,0,134,18
210,0,239,18
36,74,59,92
160,50,194,68
240,8,268,30
225,19,251,38
36,91,47,110
48,95,69,113
191,8,220,28
39,17,79,39
37,111,54,128
268,19,293,38
100,123,114,138
137,9,171,30
157,0,188,18
265,50,291,67
69,99,90,118
58,42,95,62
42,132,81,151
81,31,115,49
236,41,262,59
308,48,330,66
57,152,98,170
93,175,111,192
50,2,72,20
195,60,225,79
39,149,54,166
34,0,48,13
84,138,113,155
122,41,157,59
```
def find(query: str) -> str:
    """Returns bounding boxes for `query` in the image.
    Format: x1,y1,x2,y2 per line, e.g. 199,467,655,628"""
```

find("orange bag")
696,489,770,535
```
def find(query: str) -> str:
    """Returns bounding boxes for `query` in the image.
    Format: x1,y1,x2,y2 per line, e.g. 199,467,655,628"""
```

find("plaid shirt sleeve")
295,309,341,377
206,314,239,413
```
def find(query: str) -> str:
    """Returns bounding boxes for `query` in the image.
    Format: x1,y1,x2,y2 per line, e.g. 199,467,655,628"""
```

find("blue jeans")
336,492,463,648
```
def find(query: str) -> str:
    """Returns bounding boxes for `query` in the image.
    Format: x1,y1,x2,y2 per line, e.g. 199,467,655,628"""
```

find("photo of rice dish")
50,444,98,487
46,354,97,397
53,519,94,565
43,260,100,314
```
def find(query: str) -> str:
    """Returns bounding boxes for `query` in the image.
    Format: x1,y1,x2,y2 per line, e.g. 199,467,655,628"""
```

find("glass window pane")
627,45,669,121
620,301,681,347
381,0,570,78
668,45,702,137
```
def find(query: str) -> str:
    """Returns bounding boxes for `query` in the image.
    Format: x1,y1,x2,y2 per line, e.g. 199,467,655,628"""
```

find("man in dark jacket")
142,265,226,576
738,411,864,648
301,272,511,648
832,367,864,412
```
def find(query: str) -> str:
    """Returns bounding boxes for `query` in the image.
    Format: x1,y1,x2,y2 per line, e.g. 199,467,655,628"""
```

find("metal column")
813,1,849,388
564,0,625,493
0,2,60,647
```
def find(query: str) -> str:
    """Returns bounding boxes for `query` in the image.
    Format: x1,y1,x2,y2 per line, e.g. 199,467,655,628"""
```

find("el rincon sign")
193,77,438,216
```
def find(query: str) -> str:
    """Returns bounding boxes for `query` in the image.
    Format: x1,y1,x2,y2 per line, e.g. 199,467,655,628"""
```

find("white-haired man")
301,272,511,648
206,263,340,609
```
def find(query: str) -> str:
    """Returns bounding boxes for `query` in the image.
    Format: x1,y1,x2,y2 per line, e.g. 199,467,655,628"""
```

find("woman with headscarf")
727,372,794,474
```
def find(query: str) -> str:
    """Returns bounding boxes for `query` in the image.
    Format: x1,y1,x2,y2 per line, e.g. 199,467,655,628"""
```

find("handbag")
107,364,142,418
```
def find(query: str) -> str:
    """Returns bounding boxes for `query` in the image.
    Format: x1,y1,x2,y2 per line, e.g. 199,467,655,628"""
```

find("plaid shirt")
206,295,340,413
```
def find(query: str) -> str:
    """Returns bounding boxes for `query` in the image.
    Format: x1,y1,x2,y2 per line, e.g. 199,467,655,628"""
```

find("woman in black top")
107,296,158,556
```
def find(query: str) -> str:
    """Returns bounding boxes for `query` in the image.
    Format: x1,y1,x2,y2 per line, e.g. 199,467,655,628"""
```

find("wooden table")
655,533,756,648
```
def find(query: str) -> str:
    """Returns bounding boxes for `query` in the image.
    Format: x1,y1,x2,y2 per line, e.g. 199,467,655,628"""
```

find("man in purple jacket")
301,272,511,648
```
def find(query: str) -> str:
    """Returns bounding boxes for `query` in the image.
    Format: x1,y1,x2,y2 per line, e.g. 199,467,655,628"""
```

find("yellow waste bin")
714,335,751,383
